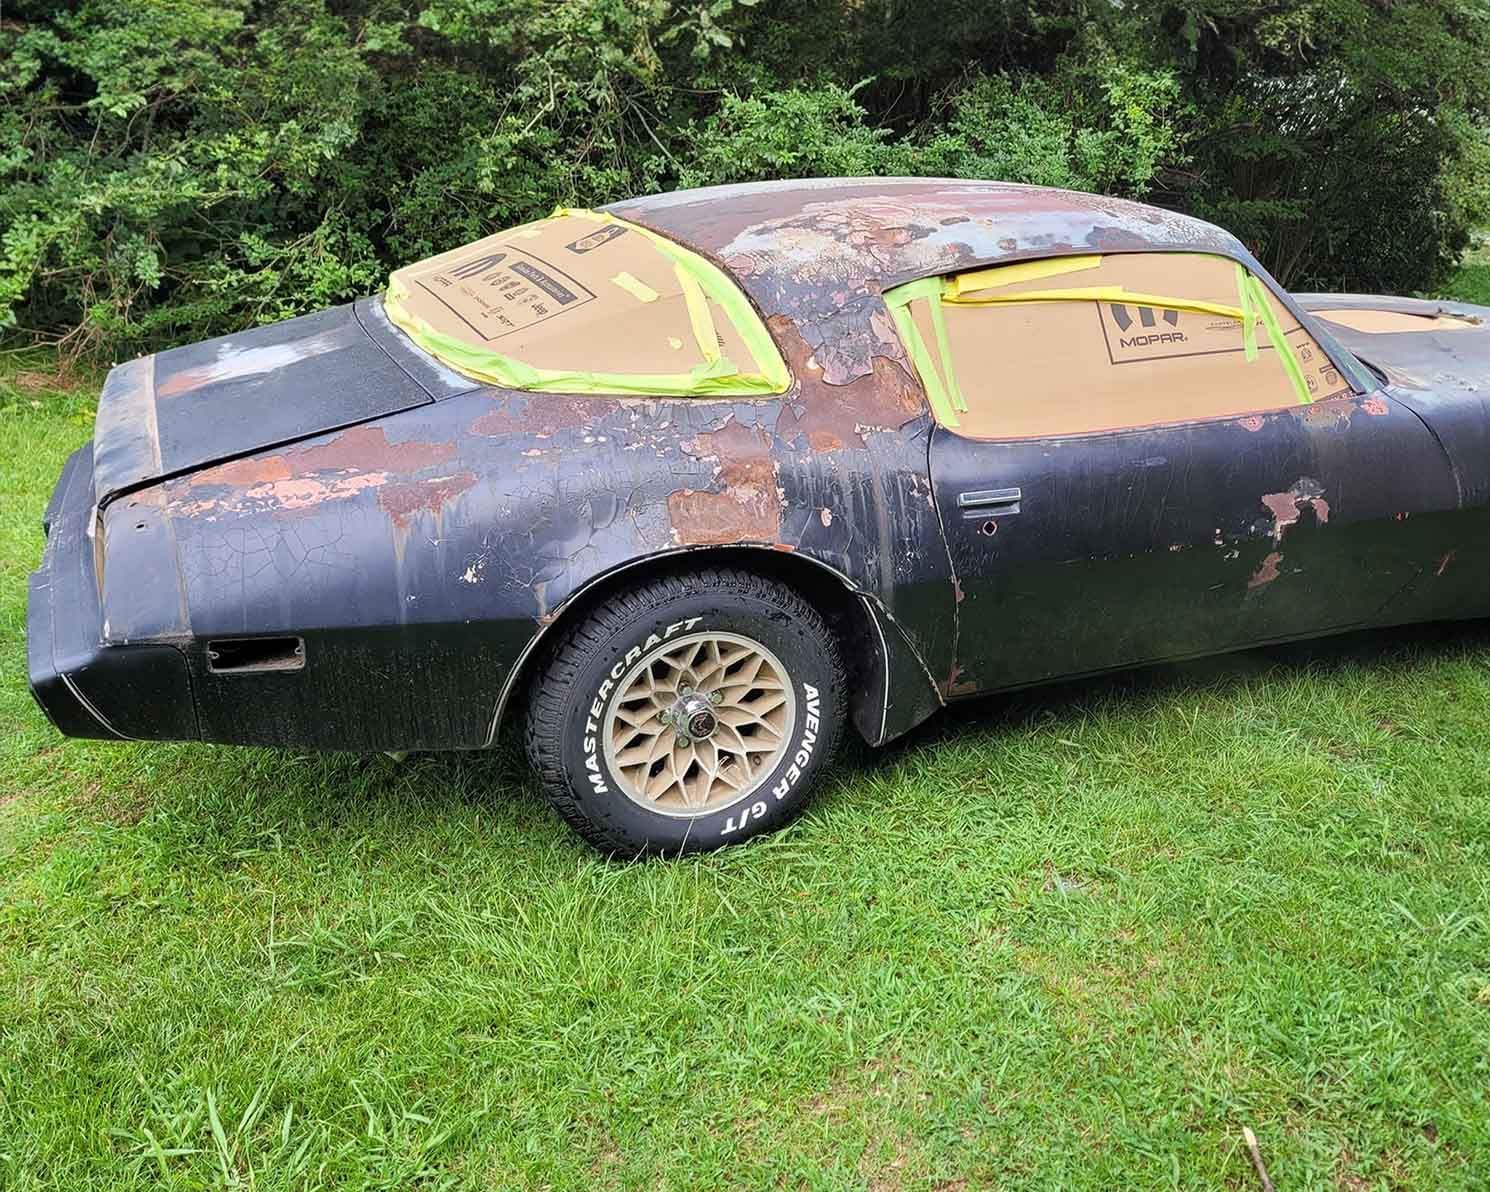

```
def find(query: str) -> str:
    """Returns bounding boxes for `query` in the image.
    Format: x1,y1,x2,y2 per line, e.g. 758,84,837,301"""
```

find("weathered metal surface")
117,369,943,749
1301,294,1490,498
27,180,1490,760
28,443,198,743
93,304,440,503
928,393,1465,697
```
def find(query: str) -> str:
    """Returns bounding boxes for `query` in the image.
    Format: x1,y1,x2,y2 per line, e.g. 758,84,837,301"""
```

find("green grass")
6,301,1490,1190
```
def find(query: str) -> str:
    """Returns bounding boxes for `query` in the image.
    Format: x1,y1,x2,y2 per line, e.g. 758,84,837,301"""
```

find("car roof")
606,178,1245,299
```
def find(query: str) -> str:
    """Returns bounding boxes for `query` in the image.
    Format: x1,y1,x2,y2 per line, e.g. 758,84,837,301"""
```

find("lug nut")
708,690,723,705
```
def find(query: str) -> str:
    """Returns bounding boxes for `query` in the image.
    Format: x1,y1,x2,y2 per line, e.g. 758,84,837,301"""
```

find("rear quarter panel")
124,375,948,751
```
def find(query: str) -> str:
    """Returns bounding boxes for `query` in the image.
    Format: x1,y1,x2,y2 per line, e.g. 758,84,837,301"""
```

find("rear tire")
525,568,845,856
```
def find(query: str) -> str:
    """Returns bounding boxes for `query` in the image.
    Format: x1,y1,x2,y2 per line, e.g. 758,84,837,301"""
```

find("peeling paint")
191,425,455,488
1248,551,1283,588
169,471,391,518
1262,478,1330,542
471,394,620,437
377,472,477,530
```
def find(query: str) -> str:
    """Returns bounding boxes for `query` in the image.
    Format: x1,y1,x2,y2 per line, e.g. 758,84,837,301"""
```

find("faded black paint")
26,179,1490,760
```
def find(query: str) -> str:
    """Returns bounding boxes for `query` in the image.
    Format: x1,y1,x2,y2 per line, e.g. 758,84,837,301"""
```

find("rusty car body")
28,178,1490,853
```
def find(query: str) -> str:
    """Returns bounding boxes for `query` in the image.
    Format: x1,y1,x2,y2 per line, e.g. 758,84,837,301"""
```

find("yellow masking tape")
676,264,719,362
610,271,659,303
943,285,1247,322
949,255,1102,296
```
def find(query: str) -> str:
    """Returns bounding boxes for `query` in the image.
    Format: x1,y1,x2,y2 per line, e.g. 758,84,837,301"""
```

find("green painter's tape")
1235,264,1259,362
1248,275,1310,404
888,301,959,427
885,276,943,308
386,209,789,396
571,209,791,392
927,296,967,413
385,279,779,396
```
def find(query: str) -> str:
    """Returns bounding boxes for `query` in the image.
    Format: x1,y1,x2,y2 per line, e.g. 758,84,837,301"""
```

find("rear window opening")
383,208,789,398
207,636,305,674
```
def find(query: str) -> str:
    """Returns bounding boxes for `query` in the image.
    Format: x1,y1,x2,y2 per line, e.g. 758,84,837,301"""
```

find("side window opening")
1313,308,1480,334
384,208,789,397
885,252,1353,440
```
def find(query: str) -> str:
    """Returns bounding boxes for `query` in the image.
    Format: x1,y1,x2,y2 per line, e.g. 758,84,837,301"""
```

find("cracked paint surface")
64,180,1490,755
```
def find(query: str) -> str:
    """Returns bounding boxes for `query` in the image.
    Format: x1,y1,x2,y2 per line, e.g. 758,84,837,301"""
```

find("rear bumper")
27,444,198,742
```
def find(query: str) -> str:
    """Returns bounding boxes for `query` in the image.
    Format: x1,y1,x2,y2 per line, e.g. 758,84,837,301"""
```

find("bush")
1,0,1485,357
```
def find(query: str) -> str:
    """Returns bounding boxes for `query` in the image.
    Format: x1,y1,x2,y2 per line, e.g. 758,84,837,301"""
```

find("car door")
885,250,1462,695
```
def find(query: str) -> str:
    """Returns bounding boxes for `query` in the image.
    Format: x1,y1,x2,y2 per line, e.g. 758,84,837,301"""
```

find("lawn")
4,266,1490,1190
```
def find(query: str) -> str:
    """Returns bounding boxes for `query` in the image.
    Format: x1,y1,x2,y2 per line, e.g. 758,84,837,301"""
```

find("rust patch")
471,394,620,437
1248,551,1283,589
1236,415,1264,433
1262,478,1329,542
286,425,454,474
376,472,477,530
191,426,455,487
189,455,293,488
1361,397,1390,416
768,316,924,449
668,456,781,546
685,417,772,462
943,663,977,698
669,411,783,545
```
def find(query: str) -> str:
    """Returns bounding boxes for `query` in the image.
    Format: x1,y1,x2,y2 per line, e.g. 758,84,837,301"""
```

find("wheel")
525,568,846,856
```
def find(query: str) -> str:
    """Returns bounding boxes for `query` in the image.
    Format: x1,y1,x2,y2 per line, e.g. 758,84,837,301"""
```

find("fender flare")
482,544,943,749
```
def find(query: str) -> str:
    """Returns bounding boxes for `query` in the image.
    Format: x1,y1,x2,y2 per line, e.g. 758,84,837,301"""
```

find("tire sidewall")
556,588,839,854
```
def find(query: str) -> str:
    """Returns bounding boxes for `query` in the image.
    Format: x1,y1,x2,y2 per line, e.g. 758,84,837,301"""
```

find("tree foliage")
2,0,1486,356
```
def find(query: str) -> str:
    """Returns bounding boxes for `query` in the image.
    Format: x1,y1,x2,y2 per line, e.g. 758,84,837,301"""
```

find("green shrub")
1,0,1485,357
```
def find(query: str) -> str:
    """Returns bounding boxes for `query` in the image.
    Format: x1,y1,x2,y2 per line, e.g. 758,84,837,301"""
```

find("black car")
28,178,1490,854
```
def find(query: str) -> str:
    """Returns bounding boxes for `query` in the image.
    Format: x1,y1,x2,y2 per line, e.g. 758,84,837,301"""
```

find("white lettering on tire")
722,682,821,837
579,616,703,799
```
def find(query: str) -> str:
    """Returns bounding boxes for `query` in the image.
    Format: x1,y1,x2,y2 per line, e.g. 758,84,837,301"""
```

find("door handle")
957,486,1022,517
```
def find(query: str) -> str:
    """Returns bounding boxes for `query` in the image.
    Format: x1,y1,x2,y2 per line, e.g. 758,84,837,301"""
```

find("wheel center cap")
675,694,718,741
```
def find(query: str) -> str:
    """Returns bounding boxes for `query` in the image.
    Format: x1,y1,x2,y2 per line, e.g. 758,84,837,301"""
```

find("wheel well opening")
503,547,881,743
